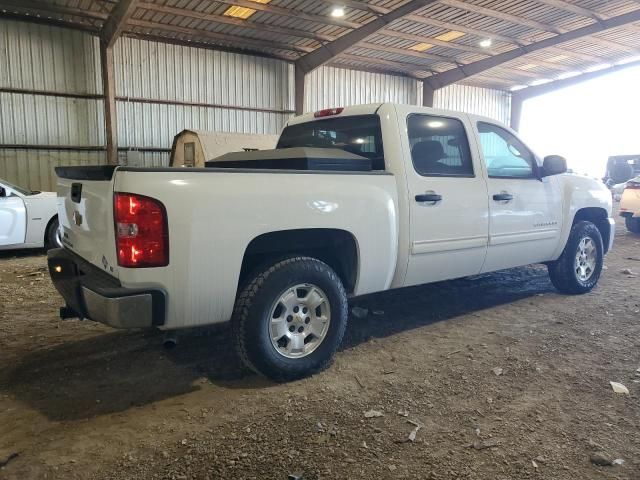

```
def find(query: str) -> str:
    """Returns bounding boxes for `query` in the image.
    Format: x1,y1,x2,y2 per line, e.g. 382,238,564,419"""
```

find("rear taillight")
314,107,344,118
114,192,168,268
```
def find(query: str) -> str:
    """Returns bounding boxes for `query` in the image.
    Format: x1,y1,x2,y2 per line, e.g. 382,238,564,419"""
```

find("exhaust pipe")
162,332,178,349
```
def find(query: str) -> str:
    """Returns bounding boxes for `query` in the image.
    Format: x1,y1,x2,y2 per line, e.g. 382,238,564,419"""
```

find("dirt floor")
1,222,639,480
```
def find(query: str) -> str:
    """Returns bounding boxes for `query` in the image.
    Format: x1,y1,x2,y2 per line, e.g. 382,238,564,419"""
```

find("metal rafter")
128,19,312,55
296,0,439,74
213,0,361,29
440,0,564,34
0,0,108,20
425,8,640,89
101,0,138,48
136,2,334,43
439,0,639,54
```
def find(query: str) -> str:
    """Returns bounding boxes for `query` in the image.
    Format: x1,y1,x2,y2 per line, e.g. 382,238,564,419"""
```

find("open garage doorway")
518,64,640,179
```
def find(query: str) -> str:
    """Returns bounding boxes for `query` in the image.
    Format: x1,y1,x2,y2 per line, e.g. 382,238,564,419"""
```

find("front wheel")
625,216,640,234
547,221,603,294
232,256,348,381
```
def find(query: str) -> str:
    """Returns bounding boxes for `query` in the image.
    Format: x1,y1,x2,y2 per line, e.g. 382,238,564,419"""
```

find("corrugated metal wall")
0,20,294,189
114,37,295,167
304,66,419,112
433,84,511,125
0,20,105,190
0,19,512,191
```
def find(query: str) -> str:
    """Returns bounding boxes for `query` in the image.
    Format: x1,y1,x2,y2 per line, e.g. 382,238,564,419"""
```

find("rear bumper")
47,248,166,329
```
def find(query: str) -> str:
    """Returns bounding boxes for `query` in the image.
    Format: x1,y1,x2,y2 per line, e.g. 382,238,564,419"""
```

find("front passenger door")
476,122,562,272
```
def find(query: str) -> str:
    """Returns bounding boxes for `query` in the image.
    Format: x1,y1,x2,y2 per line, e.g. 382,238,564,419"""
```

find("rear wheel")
232,256,348,381
547,221,603,294
625,216,640,234
45,217,62,250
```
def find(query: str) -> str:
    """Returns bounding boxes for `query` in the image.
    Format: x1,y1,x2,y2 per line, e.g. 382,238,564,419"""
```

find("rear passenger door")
404,113,490,286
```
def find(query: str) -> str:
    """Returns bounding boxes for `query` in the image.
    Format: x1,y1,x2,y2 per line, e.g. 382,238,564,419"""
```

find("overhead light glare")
479,38,492,48
556,71,581,80
510,85,527,91
583,63,611,72
616,55,640,65
435,30,465,42
331,6,345,17
529,78,551,86
410,43,433,52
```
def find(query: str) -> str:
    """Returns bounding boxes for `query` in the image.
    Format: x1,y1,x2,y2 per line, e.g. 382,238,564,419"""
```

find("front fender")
551,174,613,259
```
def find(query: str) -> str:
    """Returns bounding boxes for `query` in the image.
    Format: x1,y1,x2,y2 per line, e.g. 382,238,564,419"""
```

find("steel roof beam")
136,2,335,43
425,8,640,89
512,59,640,100
296,0,439,74
101,0,138,48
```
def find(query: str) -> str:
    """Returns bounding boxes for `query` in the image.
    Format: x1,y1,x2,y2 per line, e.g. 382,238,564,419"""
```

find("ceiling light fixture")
223,5,256,19
331,6,345,17
435,31,465,42
479,39,492,48
410,43,434,52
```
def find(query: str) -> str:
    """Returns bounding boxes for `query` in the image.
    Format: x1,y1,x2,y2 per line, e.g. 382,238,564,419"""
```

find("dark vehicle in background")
604,155,640,185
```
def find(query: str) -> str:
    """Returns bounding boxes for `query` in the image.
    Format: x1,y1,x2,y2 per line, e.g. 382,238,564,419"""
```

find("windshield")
1,179,32,196
277,114,385,170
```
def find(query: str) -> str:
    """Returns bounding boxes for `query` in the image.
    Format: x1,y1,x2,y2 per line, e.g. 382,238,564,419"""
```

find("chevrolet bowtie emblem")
73,210,83,226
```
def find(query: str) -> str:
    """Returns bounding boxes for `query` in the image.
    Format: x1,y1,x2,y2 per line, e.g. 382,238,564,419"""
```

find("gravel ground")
0,221,639,480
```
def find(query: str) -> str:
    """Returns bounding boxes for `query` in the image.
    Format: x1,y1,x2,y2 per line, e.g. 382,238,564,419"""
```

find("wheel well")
44,215,58,243
573,207,610,253
239,229,359,293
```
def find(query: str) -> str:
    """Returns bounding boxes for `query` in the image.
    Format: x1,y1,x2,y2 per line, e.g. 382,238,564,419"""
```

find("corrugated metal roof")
2,0,640,89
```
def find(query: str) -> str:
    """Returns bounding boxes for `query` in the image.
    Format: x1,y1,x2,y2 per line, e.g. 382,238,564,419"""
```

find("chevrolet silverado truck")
47,103,614,380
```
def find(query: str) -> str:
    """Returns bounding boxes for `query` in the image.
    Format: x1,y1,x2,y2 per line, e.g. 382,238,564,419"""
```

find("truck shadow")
1,265,553,421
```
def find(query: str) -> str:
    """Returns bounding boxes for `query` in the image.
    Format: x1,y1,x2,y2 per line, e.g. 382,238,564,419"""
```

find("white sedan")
0,179,62,250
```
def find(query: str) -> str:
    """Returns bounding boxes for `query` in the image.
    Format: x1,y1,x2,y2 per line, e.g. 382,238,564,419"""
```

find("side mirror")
0,187,6,197
541,155,567,177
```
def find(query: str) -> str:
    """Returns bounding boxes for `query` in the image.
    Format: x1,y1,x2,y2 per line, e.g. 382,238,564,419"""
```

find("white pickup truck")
48,103,614,380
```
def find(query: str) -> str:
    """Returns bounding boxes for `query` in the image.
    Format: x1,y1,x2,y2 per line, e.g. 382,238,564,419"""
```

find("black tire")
45,217,62,250
625,217,640,234
547,221,603,294
232,256,348,381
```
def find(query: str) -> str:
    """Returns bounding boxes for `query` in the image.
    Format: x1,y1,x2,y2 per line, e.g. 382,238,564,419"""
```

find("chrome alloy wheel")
574,237,597,282
268,283,331,359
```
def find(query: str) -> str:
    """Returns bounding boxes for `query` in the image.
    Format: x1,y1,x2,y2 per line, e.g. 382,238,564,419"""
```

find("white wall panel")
116,102,288,149
0,149,105,191
434,84,511,124
0,20,101,94
115,38,293,111
0,93,104,146
304,66,419,112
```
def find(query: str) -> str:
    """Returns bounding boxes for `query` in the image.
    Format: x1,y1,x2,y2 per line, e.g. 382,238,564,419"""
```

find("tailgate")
56,166,120,277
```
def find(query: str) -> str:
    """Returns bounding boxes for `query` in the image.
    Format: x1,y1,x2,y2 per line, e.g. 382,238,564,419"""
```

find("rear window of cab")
277,115,385,170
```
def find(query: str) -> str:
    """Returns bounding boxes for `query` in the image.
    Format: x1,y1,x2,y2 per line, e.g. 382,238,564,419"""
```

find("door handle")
492,193,513,202
415,193,442,203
